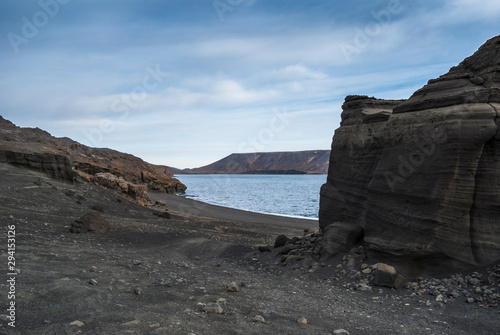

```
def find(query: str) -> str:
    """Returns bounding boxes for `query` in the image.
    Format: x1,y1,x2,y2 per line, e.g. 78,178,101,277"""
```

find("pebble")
203,303,223,314
89,279,97,285
216,298,227,305
297,317,307,324
334,330,350,335
159,278,172,287
90,266,97,272
8,215,14,220
253,315,266,323
227,281,239,292
134,287,142,295
70,320,84,327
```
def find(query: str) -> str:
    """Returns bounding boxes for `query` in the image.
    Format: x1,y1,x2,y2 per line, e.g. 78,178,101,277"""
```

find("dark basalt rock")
319,35,500,274
71,212,110,234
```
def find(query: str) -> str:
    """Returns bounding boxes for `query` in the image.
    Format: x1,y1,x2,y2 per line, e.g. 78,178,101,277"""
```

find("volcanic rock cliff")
0,116,186,202
176,150,330,174
319,35,500,273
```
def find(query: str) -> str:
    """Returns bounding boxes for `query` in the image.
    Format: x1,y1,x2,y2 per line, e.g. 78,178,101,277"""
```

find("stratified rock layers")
319,35,500,270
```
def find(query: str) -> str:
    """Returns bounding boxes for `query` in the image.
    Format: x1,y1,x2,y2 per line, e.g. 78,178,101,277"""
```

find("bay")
175,174,327,220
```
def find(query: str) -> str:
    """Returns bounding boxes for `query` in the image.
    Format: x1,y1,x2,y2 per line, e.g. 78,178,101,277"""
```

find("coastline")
149,192,317,229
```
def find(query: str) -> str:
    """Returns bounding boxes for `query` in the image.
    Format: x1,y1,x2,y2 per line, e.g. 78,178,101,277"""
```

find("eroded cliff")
0,116,186,202
319,35,500,273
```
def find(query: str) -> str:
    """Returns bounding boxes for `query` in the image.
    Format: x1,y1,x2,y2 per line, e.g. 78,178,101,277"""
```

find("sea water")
175,174,327,220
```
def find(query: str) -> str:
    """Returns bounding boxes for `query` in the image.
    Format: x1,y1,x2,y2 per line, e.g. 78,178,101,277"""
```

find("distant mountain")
172,150,330,174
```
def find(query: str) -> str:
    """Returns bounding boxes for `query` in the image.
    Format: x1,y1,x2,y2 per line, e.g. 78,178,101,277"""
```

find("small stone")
8,215,14,220
297,317,307,324
90,266,97,272
133,260,142,265
435,294,443,302
159,278,172,287
227,281,239,292
362,268,372,274
467,297,475,303
122,320,140,326
334,329,350,335
253,315,266,323
216,298,227,305
89,279,97,285
134,287,142,295
70,320,84,327
204,303,223,314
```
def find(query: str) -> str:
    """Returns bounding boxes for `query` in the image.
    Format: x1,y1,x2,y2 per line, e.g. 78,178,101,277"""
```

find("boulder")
319,222,364,260
71,212,110,234
372,263,406,289
274,234,290,248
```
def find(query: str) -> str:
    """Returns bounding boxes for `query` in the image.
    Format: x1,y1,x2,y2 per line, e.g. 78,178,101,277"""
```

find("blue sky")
1,0,499,168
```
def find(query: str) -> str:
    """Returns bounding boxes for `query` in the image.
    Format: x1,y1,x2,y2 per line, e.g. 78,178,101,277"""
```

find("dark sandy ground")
0,163,498,335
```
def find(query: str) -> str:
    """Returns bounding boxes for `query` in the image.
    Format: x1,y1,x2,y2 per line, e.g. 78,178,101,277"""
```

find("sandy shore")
149,192,317,229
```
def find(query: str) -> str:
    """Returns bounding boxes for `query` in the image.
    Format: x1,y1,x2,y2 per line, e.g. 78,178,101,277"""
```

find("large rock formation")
174,150,330,174
0,116,186,199
319,35,500,273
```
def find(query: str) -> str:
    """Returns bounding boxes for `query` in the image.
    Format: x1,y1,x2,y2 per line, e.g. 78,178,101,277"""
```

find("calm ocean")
175,174,327,220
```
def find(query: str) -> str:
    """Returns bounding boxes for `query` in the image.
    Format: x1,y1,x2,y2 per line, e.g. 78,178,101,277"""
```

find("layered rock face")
319,35,500,272
0,116,186,200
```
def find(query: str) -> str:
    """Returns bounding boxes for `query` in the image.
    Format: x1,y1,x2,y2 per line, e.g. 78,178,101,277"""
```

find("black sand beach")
1,163,499,335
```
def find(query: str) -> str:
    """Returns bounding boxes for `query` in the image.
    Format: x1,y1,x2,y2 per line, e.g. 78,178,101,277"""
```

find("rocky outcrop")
0,115,186,198
0,149,75,182
175,150,330,174
319,35,500,273
70,212,110,234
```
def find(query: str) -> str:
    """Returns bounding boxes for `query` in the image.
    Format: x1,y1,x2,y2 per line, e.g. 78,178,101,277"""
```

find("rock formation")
174,150,330,174
319,35,500,273
0,116,186,201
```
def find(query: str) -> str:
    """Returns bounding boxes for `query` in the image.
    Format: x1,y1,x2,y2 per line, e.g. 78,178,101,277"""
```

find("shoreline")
180,194,318,221
149,192,317,230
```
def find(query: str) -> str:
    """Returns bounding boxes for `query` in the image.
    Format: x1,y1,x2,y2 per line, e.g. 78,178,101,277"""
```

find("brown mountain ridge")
0,116,186,202
171,150,330,175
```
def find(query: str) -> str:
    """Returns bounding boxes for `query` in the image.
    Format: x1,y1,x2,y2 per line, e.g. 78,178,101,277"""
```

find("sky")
0,0,499,168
